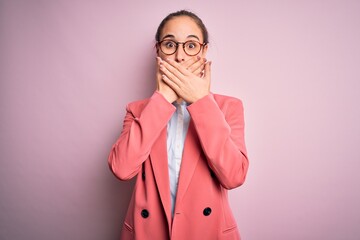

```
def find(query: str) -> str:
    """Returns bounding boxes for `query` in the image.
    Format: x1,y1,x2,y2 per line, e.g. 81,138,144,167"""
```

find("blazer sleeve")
187,94,249,189
108,91,175,180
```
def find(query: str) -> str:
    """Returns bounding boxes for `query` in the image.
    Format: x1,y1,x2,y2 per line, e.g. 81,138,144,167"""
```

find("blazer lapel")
149,128,172,232
175,121,201,207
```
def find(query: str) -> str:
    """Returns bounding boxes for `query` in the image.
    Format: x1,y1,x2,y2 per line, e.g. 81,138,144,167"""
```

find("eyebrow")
161,34,200,41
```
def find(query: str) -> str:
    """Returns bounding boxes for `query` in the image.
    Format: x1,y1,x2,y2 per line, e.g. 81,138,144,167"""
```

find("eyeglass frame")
156,39,208,56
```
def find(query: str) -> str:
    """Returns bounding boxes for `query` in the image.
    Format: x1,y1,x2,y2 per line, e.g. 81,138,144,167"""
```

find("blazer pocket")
222,225,240,240
124,222,133,232
121,221,134,240
223,225,237,234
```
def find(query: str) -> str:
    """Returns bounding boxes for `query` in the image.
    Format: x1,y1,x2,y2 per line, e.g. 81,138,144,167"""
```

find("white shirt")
167,101,190,217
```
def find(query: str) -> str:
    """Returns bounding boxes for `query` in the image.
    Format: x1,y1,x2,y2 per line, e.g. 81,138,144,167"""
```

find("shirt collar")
172,100,189,107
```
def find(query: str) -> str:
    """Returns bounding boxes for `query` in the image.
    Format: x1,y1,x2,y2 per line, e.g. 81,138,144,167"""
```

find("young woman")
108,10,249,240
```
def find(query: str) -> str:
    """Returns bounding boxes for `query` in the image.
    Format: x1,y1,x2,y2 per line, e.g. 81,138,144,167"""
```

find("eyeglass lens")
160,40,202,56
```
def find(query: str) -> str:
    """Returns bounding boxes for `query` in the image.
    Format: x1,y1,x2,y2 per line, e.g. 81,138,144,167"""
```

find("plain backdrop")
1,0,360,239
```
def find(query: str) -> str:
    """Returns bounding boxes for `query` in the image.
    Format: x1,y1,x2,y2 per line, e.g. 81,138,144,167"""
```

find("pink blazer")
108,92,249,240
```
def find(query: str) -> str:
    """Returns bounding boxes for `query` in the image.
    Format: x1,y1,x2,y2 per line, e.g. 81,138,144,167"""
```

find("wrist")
157,90,177,103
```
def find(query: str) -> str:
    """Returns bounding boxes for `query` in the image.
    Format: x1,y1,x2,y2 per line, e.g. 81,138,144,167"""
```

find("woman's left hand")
159,58,212,103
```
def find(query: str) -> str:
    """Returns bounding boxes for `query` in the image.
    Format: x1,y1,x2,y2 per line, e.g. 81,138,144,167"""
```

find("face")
157,16,208,62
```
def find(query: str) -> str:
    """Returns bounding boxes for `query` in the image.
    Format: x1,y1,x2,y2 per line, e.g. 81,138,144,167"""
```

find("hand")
159,58,211,103
156,57,178,103
182,56,207,77
155,56,205,103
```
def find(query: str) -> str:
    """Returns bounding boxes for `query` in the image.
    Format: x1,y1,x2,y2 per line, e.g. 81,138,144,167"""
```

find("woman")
108,10,249,240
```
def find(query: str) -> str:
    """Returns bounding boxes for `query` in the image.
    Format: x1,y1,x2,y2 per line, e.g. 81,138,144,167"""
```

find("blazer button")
141,209,149,218
203,207,212,216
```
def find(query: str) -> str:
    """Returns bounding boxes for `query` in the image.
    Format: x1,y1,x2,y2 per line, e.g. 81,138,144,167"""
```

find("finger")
192,62,205,77
182,56,199,69
203,61,212,81
187,57,206,73
164,58,191,76
162,74,181,93
156,57,163,79
156,57,163,71
157,56,163,62
160,63,182,86
161,59,187,80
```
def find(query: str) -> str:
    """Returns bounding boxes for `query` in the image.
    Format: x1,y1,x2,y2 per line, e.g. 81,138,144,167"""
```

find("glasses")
157,40,207,56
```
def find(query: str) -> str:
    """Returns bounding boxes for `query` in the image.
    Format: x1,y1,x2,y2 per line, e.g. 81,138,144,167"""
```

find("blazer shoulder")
126,98,150,116
212,93,244,107
127,98,149,108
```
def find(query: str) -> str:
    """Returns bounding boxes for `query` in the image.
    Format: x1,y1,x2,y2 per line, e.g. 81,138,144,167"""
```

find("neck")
176,98,184,104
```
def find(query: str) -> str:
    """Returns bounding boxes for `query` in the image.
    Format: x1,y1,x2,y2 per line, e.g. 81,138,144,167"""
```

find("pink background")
1,1,360,239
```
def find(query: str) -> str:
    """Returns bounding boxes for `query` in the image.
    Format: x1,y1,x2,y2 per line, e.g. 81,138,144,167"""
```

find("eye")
188,42,196,49
185,41,199,50
163,41,176,49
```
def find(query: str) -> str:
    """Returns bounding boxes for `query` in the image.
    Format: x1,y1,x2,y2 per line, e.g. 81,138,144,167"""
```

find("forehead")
160,16,203,41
